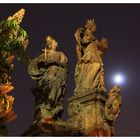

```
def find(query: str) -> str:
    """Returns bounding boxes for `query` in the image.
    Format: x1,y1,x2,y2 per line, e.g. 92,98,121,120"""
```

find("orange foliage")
0,83,16,123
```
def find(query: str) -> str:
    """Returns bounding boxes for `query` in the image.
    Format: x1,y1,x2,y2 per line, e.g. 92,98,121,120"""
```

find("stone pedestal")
67,89,110,136
21,121,82,136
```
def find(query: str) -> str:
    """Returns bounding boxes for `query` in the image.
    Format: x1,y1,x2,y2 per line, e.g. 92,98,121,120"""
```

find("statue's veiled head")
45,35,58,50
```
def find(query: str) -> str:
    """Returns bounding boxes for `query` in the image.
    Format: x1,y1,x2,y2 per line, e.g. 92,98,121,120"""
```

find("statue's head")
85,19,96,33
45,35,58,50
110,85,121,95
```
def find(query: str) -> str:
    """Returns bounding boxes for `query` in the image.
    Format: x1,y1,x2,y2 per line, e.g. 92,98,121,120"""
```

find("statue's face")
51,40,58,50
85,25,96,37
90,25,96,32
82,35,92,43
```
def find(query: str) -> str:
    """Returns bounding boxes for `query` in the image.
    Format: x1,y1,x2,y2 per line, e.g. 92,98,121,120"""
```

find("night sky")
0,4,140,136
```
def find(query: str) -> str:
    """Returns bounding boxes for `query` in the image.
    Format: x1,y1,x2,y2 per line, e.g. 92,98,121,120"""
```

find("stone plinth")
67,89,110,136
21,121,82,136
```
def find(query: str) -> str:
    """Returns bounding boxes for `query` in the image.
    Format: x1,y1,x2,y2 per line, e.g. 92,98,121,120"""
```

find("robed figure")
74,19,108,94
28,36,68,123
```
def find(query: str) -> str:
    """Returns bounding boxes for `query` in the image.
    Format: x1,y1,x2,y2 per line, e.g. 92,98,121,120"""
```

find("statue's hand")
76,45,81,52
39,56,51,64
75,27,83,45
76,45,83,62
56,60,66,68
45,59,53,64
82,52,92,63
75,28,82,37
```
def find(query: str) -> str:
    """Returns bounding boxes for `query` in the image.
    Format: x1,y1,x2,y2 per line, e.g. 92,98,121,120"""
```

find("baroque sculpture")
28,36,68,123
0,9,29,136
67,19,122,136
74,19,108,94
0,10,122,136
22,19,121,137
22,36,75,136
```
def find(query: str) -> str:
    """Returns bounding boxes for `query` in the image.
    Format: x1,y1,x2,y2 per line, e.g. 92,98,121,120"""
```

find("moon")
113,73,125,85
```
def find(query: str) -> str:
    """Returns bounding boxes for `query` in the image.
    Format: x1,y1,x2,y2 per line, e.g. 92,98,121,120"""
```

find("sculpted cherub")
105,85,122,120
105,85,122,136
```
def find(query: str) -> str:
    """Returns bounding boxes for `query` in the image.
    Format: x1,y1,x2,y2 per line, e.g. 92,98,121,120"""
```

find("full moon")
113,73,125,85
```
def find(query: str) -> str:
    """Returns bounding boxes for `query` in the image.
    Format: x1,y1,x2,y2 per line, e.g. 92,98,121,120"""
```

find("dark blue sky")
0,4,140,136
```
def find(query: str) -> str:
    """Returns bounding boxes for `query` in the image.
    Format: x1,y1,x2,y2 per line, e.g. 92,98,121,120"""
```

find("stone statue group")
26,19,122,136
0,9,122,136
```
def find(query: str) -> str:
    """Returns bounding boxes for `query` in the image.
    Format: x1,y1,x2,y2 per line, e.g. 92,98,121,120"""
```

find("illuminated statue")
0,9,29,136
68,19,122,137
74,19,108,94
21,18,122,137
105,85,122,136
28,36,68,123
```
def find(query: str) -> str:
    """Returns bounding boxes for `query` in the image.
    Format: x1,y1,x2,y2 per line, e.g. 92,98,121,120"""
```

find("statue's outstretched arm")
76,45,82,61
74,27,83,46
75,28,84,61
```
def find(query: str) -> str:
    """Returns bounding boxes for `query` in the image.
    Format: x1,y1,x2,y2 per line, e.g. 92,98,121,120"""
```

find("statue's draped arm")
75,28,84,61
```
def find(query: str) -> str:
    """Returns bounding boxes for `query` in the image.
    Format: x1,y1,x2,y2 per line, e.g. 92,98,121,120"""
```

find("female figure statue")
28,36,68,123
74,19,108,94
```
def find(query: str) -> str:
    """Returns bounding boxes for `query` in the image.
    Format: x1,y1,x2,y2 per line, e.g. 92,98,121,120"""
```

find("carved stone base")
21,121,82,136
67,89,111,136
22,87,121,136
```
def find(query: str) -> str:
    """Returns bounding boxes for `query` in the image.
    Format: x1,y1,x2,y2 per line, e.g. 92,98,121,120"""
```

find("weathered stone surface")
0,8,28,136
67,86,121,136
28,36,68,123
67,89,110,136
74,19,108,95
66,19,122,137
23,19,122,137
21,121,82,136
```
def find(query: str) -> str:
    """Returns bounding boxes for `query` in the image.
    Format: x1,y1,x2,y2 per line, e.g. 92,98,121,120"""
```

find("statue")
28,36,68,123
105,85,122,136
0,83,16,136
67,19,121,137
22,19,122,137
74,19,108,94
0,8,29,136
